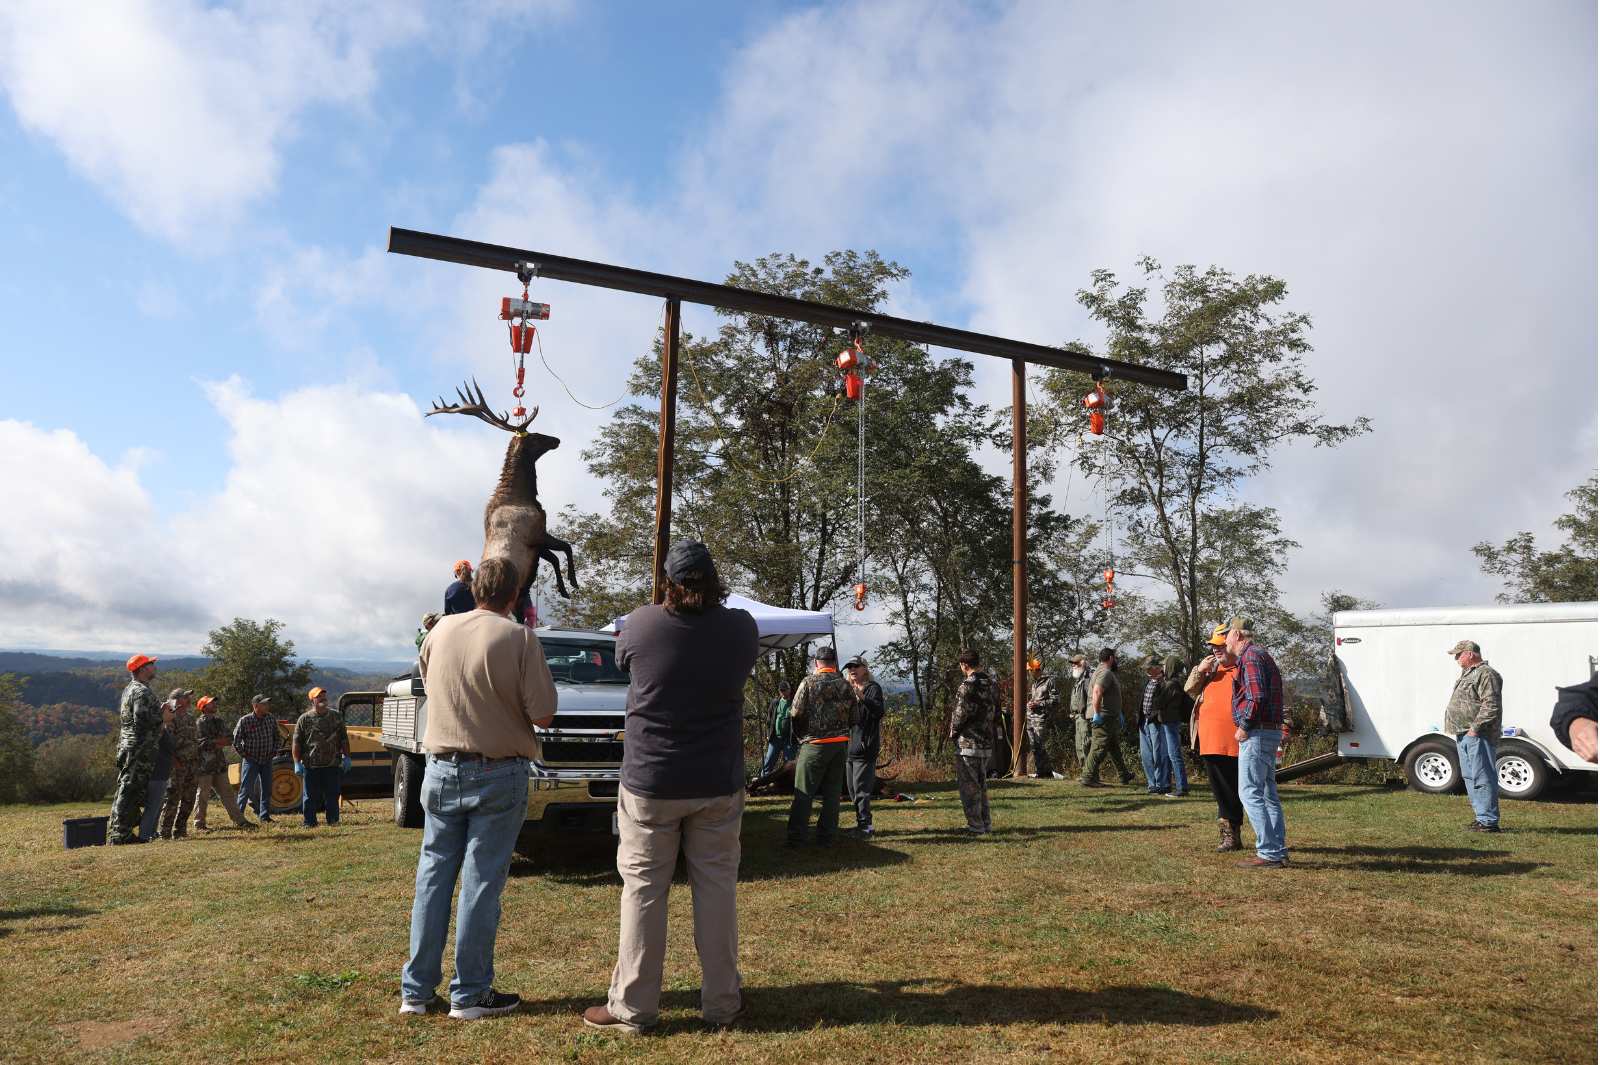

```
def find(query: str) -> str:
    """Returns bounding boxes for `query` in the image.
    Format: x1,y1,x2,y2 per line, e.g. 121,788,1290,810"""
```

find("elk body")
428,380,578,602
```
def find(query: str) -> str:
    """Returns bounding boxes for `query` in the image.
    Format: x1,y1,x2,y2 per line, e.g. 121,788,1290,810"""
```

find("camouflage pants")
1022,717,1055,777
955,750,991,832
159,762,197,838
109,745,155,843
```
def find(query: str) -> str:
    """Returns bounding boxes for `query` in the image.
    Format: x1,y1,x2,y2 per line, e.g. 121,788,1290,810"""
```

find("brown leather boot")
1215,818,1233,852
1227,820,1243,851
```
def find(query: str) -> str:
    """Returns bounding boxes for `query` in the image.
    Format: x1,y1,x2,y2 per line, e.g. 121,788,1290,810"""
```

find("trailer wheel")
393,752,424,828
1496,744,1551,800
1404,740,1460,795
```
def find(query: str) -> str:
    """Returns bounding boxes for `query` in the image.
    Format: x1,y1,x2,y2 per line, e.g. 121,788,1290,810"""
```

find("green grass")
0,778,1593,1064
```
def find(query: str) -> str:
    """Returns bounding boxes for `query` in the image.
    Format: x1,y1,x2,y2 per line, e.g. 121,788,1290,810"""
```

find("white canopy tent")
607,592,835,651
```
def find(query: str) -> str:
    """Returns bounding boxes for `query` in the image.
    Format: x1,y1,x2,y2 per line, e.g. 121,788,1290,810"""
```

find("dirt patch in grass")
57,1016,171,1051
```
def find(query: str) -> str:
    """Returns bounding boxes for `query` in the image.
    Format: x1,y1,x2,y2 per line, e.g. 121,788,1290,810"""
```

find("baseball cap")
1447,639,1480,657
125,654,157,673
1207,623,1228,647
815,645,839,663
167,687,193,701
251,693,271,705
307,687,326,701
1069,652,1086,664
664,539,715,582
195,696,216,712
843,656,867,669
1142,655,1161,670
1027,657,1042,671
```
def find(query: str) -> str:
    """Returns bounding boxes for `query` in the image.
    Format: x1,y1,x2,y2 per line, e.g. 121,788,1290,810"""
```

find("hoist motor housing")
501,297,551,321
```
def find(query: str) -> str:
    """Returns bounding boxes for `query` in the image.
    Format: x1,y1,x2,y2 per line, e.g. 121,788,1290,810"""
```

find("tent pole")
652,298,681,605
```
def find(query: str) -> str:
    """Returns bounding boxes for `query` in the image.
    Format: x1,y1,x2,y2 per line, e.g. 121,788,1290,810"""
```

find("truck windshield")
540,639,629,685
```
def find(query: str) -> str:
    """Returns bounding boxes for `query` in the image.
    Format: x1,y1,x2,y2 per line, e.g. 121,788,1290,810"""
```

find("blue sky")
0,1,1594,660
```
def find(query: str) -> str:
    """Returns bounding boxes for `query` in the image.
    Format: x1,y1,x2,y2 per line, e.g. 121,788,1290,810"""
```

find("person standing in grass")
109,654,172,845
1079,648,1134,788
1187,624,1242,851
192,696,251,831
584,540,759,1035
844,656,887,837
950,648,996,835
292,687,349,828
1021,656,1061,779
785,646,856,847
233,695,280,823
1445,639,1504,834
758,683,796,778
1156,654,1192,798
401,556,557,1020
1068,653,1092,769
140,699,178,843
1138,656,1172,794
158,688,200,839
1228,619,1290,868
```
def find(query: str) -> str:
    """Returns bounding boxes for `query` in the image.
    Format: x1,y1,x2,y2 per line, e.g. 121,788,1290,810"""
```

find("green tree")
0,675,35,804
1039,259,1371,660
29,733,117,803
198,618,313,725
1472,474,1598,603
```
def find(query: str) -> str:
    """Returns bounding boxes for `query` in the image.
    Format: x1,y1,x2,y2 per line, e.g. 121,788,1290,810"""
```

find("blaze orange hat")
126,654,157,673
1027,657,1042,671
307,687,326,700
195,695,216,712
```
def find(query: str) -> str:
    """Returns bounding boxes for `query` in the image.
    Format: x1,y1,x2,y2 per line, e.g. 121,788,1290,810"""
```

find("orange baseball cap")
307,686,326,700
195,695,216,712
126,654,157,673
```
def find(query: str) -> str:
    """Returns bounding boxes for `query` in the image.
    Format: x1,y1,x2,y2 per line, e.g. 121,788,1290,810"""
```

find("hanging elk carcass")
428,379,578,606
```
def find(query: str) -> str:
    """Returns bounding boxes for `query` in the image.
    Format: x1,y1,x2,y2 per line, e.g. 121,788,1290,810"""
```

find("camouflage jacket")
1444,661,1503,735
790,669,854,741
117,679,164,754
195,712,231,774
293,709,350,768
1068,671,1090,715
950,670,997,754
1026,675,1058,725
169,703,201,766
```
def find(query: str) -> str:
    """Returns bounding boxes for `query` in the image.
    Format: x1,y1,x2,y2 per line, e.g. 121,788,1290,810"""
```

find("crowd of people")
107,660,352,844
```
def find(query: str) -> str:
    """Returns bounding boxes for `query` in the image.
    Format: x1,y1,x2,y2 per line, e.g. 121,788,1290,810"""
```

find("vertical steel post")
1012,357,1027,777
652,299,681,605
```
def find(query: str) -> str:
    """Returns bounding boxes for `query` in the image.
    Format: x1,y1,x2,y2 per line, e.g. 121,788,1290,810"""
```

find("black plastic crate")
63,816,108,849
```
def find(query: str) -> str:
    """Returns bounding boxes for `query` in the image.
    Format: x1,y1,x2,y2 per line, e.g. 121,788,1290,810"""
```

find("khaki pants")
193,770,247,829
607,786,743,1028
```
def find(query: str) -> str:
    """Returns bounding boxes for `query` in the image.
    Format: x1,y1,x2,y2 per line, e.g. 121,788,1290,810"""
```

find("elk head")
428,378,560,457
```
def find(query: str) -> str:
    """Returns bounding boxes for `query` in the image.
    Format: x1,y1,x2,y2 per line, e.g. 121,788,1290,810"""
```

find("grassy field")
0,777,1593,1065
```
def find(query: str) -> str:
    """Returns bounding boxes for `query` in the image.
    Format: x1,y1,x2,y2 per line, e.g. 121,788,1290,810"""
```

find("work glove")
341,755,352,774
293,761,305,777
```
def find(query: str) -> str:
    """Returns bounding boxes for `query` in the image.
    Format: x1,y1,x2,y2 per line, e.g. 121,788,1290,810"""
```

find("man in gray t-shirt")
1079,648,1134,787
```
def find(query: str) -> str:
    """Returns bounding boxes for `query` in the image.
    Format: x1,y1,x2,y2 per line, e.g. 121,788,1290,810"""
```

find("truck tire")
1403,739,1460,795
393,752,424,828
1495,742,1551,800
270,752,304,814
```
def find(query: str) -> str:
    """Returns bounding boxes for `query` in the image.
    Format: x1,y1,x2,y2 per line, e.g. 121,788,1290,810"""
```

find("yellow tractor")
226,692,394,815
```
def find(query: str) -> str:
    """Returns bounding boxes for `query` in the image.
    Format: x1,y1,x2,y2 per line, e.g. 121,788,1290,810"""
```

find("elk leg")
538,547,570,599
543,532,579,593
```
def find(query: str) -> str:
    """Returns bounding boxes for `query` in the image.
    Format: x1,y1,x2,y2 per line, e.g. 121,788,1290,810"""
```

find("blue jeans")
140,777,170,840
402,756,529,1007
302,765,341,826
1139,722,1170,792
1237,729,1288,862
759,737,797,778
239,758,272,817
1159,722,1189,794
1456,733,1500,827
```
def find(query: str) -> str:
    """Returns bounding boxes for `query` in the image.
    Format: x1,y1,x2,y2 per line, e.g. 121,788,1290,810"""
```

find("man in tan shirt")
400,557,557,1021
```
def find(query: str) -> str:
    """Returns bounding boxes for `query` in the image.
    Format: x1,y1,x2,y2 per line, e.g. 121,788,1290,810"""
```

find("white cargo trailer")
1324,602,1598,800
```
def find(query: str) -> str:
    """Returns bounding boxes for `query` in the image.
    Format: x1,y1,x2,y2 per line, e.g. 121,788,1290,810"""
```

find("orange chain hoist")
499,262,551,417
837,326,876,610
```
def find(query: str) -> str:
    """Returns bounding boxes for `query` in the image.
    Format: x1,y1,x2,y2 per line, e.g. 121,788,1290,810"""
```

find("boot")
1215,818,1232,852
1226,820,1244,851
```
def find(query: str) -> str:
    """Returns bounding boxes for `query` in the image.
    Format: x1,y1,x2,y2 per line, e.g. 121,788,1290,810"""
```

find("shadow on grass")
1296,845,1512,860
512,836,914,885
1294,844,1547,876
525,979,1274,1032
0,903,97,938
1278,786,1397,803
875,824,1176,844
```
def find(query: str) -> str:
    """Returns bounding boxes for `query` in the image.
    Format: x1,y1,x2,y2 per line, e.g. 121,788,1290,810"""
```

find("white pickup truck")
381,626,627,857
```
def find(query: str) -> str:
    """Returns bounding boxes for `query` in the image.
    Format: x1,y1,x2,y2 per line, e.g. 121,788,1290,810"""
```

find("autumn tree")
1473,474,1598,603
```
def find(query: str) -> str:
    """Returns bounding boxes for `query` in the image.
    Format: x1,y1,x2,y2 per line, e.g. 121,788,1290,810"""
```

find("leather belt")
432,752,523,765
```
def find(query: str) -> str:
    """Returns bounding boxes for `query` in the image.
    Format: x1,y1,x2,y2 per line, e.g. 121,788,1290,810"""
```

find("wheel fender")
1497,736,1564,774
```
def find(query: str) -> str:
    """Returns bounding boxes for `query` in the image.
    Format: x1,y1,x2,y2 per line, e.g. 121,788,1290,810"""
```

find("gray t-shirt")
617,602,760,799
1092,664,1122,727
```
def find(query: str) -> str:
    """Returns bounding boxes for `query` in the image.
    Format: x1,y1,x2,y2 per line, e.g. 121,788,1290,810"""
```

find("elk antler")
426,378,538,432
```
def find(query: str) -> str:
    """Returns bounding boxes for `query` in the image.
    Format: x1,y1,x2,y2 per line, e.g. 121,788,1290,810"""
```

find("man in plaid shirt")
233,694,281,822
1226,619,1289,868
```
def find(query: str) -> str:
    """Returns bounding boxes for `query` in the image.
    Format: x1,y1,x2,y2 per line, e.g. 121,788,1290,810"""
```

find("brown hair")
957,648,980,668
472,557,520,611
663,568,729,615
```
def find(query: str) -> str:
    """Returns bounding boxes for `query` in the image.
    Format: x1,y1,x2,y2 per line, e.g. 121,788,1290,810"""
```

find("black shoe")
1120,774,1136,785
1467,822,1502,833
1079,779,1107,788
449,989,522,1020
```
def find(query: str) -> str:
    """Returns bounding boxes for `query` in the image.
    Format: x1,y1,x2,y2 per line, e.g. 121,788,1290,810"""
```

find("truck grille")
540,740,624,764
548,713,626,732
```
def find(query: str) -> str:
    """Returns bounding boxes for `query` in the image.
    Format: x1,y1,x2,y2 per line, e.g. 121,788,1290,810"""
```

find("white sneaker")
449,989,522,1020
399,994,444,1016
1051,772,1065,779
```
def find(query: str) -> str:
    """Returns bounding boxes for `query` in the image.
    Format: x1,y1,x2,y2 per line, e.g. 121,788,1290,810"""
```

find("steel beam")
388,227,1187,390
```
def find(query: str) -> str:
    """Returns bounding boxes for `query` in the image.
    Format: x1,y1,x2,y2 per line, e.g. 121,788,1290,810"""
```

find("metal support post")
1012,357,1027,777
651,298,681,604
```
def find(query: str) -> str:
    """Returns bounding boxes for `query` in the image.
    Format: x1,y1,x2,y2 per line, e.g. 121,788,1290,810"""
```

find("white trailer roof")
1334,602,1599,628
606,593,836,651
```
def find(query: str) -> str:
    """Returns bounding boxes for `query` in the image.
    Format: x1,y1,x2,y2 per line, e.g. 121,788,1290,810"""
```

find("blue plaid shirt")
232,710,280,764
1231,642,1285,730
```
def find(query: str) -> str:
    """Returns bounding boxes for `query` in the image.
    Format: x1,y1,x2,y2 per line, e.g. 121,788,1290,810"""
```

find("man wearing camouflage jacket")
950,648,996,834
158,689,201,839
109,654,173,844
292,687,350,827
192,696,250,831
1445,639,1504,833
1021,657,1061,779
786,647,856,846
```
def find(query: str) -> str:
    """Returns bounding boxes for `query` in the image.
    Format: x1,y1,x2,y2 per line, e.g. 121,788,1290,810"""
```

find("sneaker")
704,996,744,1031
1159,792,1179,800
1051,772,1065,780
1238,855,1288,869
399,994,445,1016
1468,822,1502,833
583,1004,649,1034
1079,779,1107,788
449,989,522,1020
